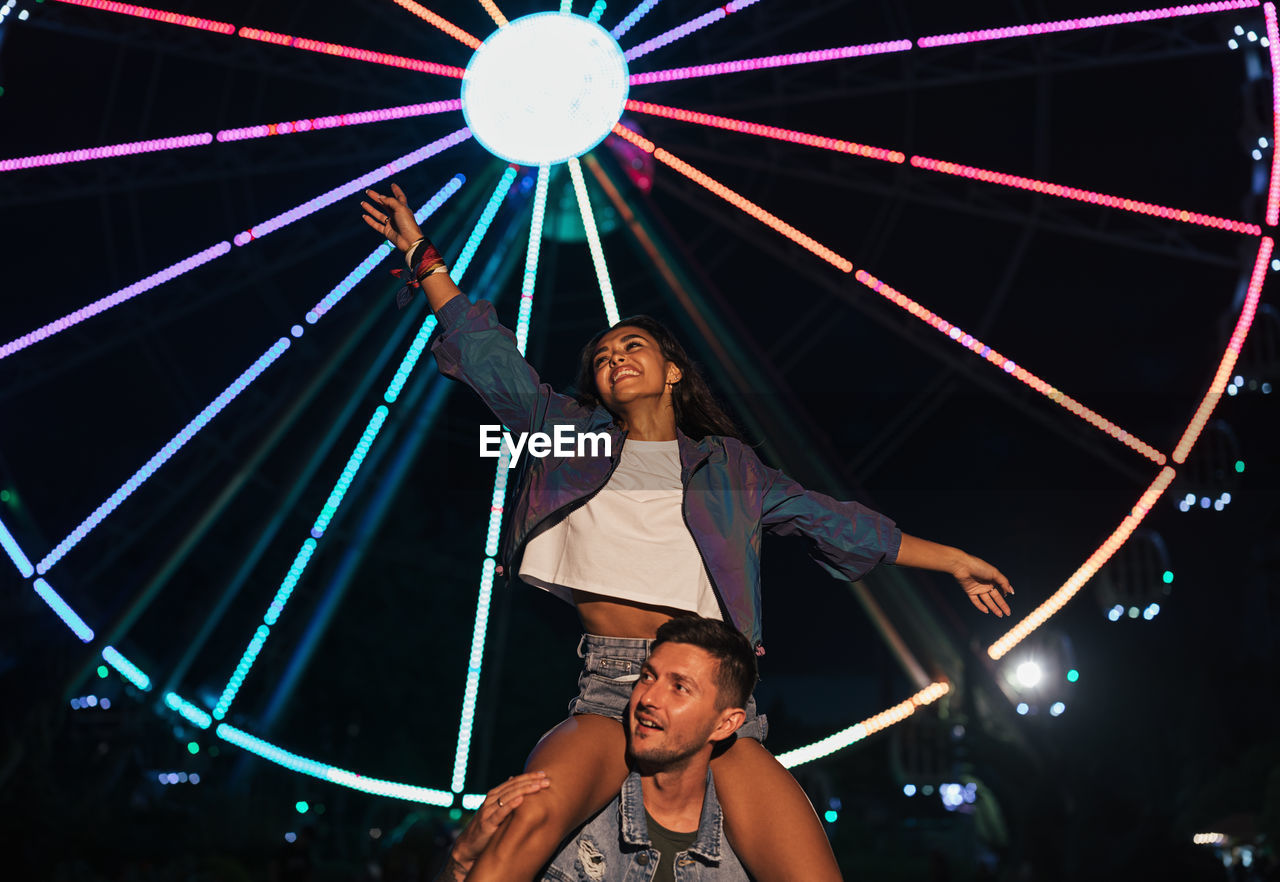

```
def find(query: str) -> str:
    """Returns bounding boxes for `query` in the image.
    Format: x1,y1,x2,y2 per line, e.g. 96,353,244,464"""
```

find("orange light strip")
624,99,906,164
989,465,1177,660
1172,235,1274,461
611,121,1168,465
855,270,1167,464
478,0,509,28
912,156,1262,236
610,123,854,272
238,28,466,78
386,0,482,49
776,681,949,767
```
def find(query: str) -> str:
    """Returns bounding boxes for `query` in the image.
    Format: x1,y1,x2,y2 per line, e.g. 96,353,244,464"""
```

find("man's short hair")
652,617,758,710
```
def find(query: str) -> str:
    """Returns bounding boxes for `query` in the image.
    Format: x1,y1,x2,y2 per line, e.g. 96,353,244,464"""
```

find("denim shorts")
567,633,767,743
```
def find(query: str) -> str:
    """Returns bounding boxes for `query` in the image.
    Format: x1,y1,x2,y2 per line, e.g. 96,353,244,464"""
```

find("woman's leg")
712,737,843,882
466,713,629,882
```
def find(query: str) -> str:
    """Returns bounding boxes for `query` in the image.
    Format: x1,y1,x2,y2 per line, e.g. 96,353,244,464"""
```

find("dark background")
0,0,1277,879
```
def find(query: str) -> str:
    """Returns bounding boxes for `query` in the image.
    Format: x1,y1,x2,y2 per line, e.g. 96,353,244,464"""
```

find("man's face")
627,642,735,770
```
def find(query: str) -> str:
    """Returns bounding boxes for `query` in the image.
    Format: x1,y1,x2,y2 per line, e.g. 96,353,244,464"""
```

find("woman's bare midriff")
571,590,691,638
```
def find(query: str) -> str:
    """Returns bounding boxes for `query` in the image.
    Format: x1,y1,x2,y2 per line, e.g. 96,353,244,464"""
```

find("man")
438,617,756,881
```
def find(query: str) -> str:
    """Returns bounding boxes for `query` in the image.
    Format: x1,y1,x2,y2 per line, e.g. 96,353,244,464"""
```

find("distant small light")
1163,570,1174,584
1221,493,1232,504
1263,37,1271,47
1200,497,1211,509
1148,603,1160,617
100,697,111,709
167,773,180,784
1236,460,1246,473
86,695,98,707
370,828,382,839
157,773,168,784
97,665,109,678
903,784,917,796
1050,702,1066,716
1178,499,1191,512
1129,607,1140,618
190,773,201,784
1262,137,1271,148
829,797,843,810
1254,149,1263,160
824,810,839,823
70,698,81,709
296,801,309,814
187,742,200,755
1067,669,1079,682
1229,38,1239,49
1143,606,1156,620
448,808,463,821
1248,30,1258,40
1235,25,1245,35
290,324,304,338
1015,661,1043,688
1214,499,1225,511
1264,382,1273,394
178,772,188,783
285,832,297,843
1272,259,1280,270
1184,493,1196,503
1108,606,1122,622
1234,375,1244,385
1227,385,1239,397
921,785,935,796
1016,702,1029,715
18,7,26,18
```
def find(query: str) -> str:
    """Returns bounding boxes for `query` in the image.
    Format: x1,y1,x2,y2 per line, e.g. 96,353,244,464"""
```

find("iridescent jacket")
430,295,901,653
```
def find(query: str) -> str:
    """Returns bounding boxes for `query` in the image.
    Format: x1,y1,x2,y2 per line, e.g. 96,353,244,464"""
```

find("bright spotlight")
461,13,629,165
1015,661,1042,688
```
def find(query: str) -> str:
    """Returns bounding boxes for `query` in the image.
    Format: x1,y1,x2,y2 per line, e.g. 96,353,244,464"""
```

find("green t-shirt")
645,810,698,882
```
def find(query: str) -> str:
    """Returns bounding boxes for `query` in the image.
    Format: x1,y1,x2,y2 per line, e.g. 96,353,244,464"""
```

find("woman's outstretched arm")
894,533,1013,617
361,183,464,314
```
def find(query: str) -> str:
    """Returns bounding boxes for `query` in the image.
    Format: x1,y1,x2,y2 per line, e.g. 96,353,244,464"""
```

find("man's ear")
708,707,746,744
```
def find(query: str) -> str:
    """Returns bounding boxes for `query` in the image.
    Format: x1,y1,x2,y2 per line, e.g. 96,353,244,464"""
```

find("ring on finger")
497,798,504,808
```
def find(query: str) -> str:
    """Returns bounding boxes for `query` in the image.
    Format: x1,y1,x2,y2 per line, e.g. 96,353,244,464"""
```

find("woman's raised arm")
361,183,463,315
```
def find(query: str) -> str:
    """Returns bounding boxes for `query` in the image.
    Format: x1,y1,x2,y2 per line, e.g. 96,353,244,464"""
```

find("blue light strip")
217,723,456,806
567,157,620,325
611,0,661,38
214,625,269,719
588,1,607,23
0,514,34,577
36,338,292,575
384,168,518,405
33,578,95,642
307,174,465,323
165,692,213,729
103,645,152,691
623,0,761,62
450,165,551,793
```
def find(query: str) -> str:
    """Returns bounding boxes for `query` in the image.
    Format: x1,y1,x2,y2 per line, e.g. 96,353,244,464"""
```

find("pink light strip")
988,465,1177,659
624,99,905,163
917,0,1259,48
1172,236,1274,461
0,133,212,173
630,39,913,85
623,0,761,63
0,243,231,361
911,156,1262,235
216,99,462,142
50,0,235,34
1265,3,1280,226
238,27,465,78
612,122,1167,464
233,128,471,245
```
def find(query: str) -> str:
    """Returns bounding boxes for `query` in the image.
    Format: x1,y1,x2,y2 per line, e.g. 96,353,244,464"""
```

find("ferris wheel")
0,0,1273,813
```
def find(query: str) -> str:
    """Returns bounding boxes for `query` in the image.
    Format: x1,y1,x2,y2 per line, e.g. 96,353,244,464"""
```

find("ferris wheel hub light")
1014,660,1042,688
462,13,629,166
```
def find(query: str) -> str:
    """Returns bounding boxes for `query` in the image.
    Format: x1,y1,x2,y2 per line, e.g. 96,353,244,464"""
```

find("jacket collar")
618,768,726,863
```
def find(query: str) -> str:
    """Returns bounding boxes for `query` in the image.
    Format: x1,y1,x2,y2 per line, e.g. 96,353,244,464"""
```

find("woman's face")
590,325,682,411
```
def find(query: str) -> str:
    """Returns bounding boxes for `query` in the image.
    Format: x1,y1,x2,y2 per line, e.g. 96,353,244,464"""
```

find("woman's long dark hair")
573,315,743,441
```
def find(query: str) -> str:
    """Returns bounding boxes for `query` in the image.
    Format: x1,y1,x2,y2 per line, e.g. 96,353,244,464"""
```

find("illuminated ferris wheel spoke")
450,164,551,794
911,156,1261,235
777,682,949,768
622,0,763,63
611,123,1169,464
624,99,905,164
477,0,510,29
915,0,1260,48
629,39,913,85
588,1,608,24
612,0,664,39
568,157,622,324
561,0,574,14
0,101,464,174
383,0,482,49
48,0,234,34
0,514,35,578
237,27,466,79
1264,3,1280,224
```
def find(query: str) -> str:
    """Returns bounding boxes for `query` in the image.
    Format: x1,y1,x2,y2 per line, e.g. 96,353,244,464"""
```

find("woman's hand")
895,533,1014,617
441,772,550,880
361,183,424,253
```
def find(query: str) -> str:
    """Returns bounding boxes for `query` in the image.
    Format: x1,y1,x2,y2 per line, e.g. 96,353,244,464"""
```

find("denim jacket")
540,770,746,882
430,295,901,652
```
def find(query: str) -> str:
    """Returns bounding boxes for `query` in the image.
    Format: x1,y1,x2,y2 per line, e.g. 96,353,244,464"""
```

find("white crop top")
518,439,723,620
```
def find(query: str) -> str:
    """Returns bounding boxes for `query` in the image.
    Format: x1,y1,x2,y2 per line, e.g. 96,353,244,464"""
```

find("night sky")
1,1,1277,880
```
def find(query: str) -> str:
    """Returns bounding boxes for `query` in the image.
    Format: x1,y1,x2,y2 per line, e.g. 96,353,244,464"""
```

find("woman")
362,183,1013,881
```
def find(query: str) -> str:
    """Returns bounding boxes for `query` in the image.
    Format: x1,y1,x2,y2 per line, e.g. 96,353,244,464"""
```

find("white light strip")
567,157,621,325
